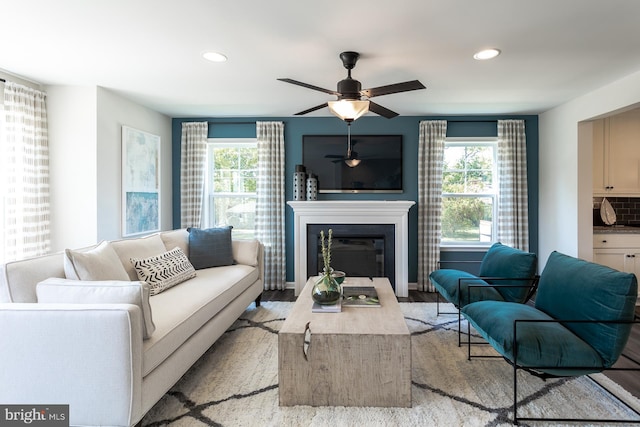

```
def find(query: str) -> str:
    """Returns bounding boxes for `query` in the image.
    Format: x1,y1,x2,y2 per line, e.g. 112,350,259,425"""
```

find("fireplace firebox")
307,224,396,289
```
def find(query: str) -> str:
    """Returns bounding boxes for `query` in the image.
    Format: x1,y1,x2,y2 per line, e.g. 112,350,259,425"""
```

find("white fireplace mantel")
287,200,415,297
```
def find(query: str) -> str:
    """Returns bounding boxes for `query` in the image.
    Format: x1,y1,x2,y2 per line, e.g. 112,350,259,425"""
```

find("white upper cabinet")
593,108,640,196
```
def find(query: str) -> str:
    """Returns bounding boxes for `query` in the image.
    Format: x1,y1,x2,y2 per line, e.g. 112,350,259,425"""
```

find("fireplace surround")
288,200,415,297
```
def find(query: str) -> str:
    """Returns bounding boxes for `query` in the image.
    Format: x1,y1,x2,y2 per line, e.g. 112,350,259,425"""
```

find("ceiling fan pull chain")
347,122,352,156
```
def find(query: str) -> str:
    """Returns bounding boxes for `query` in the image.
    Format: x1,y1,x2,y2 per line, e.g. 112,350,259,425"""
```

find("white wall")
538,70,640,268
46,85,171,251
96,87,172,241
46,86,99,250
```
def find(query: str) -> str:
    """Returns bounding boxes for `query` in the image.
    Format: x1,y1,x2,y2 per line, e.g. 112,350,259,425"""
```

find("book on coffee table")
312,298,342,313
342,286,381,307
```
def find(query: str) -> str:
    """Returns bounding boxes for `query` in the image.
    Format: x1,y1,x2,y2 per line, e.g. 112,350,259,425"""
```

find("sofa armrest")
0,303,144,426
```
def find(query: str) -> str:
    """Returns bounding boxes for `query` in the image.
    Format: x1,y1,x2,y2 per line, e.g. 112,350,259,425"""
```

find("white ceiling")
2,0,640,118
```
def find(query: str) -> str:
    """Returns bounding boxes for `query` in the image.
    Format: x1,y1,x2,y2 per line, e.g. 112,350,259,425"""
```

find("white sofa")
0,229,264,426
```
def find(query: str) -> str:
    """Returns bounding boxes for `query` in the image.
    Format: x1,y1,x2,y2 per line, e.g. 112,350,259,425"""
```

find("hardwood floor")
261,289,640,399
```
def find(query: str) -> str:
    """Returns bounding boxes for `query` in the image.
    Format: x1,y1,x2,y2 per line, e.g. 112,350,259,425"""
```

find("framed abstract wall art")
122,126,161,236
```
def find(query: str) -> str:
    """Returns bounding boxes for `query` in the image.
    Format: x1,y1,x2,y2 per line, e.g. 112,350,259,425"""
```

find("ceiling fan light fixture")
473,48,501,60
345,158,361,168
328,100,370,121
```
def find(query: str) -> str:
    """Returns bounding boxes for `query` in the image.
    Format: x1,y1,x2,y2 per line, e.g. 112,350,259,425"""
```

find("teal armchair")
462,251,639,424
429,242,538,345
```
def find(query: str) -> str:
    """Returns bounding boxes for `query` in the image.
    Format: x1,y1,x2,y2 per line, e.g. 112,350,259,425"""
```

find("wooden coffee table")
278,276,411,407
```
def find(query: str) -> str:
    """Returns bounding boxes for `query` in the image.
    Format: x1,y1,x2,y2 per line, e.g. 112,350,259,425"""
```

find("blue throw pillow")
187,226,233,270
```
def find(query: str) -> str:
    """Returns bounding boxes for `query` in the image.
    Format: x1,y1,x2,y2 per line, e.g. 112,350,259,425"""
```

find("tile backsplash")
593,197,640,226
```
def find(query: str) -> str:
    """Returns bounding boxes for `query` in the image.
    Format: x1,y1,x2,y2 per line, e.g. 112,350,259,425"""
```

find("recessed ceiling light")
473,48,501,60
203,51,228,62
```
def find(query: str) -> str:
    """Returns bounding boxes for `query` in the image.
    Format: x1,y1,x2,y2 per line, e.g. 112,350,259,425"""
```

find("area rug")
141,302,640,426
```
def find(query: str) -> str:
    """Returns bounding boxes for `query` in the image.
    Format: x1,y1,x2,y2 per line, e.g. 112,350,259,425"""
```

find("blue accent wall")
172,115,539,283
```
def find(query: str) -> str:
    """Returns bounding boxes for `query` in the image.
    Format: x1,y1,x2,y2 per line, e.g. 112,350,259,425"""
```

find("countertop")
593,225,640,234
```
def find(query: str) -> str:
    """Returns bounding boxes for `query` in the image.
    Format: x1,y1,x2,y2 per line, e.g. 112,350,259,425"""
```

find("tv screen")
302,135,403,193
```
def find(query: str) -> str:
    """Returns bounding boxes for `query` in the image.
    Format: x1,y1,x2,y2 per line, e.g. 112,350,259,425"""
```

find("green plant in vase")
311,229,342,305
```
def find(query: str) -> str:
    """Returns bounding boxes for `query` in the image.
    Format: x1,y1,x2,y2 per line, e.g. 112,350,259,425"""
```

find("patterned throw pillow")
131,247,196,295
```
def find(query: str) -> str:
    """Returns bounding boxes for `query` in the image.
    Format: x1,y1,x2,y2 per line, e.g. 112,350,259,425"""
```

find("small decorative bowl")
331,270,346,284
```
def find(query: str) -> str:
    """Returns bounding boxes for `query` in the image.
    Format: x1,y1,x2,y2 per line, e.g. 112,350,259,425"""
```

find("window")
441,138,497,245
204,139,257,239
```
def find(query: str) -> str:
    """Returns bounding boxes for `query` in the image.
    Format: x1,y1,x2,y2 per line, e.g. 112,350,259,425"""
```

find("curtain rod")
443,120,498,123
208,121,257,125
0,78,5,83
207,119,501,124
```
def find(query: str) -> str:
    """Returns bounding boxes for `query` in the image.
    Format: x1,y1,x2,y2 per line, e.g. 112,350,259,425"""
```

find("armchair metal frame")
435,261,539,347
466,316,640,425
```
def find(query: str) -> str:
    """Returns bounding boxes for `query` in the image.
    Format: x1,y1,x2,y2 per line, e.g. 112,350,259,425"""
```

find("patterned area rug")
141,302,640,426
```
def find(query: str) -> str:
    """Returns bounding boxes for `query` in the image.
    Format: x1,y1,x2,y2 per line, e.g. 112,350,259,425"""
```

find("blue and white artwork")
122,126,161,236
125,192,159,235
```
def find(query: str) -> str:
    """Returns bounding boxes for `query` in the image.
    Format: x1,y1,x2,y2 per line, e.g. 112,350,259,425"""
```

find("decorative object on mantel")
293,164,306,201
311,229,342,305
306,173,318,201
601,197,617,225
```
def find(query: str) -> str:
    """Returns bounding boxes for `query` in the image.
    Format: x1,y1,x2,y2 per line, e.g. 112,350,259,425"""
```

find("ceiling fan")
278,51,426,120
325,136,367,167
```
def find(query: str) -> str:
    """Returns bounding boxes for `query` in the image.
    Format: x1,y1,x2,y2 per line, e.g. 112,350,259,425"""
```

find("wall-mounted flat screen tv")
302,135,403,193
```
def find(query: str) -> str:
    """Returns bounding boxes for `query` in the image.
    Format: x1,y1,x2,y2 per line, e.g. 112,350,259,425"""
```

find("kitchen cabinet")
593,233,640,279
593,108,640,195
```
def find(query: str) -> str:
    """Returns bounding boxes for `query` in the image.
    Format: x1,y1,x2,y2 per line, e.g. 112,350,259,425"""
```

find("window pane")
207,196,256,239
206,141,258,238
443,145,494,193
441,196,493,242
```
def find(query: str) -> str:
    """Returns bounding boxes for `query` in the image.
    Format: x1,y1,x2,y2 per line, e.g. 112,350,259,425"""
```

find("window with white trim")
441,138,497,245
204,138,257,239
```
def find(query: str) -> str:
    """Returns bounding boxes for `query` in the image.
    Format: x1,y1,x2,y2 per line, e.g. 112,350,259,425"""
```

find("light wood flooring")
262,289,640,399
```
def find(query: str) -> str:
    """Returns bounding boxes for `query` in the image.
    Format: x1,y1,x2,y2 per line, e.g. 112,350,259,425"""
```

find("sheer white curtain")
1,82,50,262
417,120,447,292
180,122,208,228
255,121,286,290
497,120,529,251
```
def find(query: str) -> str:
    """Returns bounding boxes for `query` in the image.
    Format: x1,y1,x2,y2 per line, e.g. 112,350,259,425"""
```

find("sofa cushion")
111,234,168,281
142,264,259,376
187,227,234,269
36,277,155,339
429,269,504,307
160,229,189,257
462,300,605,376
131,247,196,295
535,251,638,367
232,239,260,266
478,242,537,303
64,241,130,281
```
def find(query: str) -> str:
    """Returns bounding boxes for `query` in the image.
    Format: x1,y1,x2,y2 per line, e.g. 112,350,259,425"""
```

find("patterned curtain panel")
417,120,447,292
497,119,529,251
256,121,286,291
1,82,50,262
180,122,208,228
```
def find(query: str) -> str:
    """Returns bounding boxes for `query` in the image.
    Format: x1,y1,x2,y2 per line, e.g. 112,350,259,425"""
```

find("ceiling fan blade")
278,78,339,96
361,80,426,98
294,102,328,116
368,101,399,119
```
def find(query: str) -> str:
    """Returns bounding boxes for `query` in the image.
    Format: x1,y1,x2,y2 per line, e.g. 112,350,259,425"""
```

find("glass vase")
311,272,342,305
